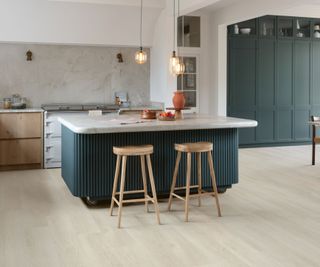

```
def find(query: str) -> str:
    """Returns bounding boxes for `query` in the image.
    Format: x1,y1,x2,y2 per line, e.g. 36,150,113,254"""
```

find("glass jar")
3,98,12,109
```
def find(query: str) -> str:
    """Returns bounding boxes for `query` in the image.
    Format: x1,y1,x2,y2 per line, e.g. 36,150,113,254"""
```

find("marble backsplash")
0,43,150,107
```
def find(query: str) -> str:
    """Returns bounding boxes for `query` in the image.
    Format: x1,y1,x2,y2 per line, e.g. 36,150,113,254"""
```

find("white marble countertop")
58,113,258,134
0,108,44,113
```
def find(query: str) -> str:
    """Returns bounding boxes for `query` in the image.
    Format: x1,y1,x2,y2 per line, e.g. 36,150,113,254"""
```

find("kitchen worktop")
0,108,44,113
58,113,258,134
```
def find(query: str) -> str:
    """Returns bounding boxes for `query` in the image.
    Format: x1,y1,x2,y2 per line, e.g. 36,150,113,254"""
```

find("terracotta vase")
172,91,185,110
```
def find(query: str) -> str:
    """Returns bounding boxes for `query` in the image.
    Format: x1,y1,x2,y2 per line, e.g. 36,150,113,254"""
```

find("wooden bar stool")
311,116,320,165
110,145,160,228
168,142,222,222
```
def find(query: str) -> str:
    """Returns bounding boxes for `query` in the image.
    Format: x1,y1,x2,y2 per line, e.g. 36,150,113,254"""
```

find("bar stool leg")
207,152,222,217
168,151,182,211
197,152,202,207
146,155,161,225
110,155,121,216
140,155,149,212
118,156,127,228
185,152,192,222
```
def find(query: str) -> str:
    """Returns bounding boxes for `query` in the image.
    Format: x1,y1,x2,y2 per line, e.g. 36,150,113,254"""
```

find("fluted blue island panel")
61,126,239,198
59,114,257,199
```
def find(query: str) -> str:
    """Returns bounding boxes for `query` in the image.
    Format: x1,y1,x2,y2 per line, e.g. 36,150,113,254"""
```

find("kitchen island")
59,114,257,201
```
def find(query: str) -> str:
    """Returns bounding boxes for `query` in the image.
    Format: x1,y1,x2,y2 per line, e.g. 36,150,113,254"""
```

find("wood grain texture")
0,113,42,139
0,139,42,166
0,112,43,170
1,145,320,266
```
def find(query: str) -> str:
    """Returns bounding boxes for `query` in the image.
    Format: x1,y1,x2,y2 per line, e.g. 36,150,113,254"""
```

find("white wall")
150,2,212,111
0,0,162,47
0,44,150,107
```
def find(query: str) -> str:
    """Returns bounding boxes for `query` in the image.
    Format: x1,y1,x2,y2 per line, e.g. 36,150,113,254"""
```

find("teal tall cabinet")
228,15,320,146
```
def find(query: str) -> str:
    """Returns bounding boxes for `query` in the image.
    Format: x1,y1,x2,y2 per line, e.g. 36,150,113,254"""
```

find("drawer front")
45,119,62,138
0,139,42,166
45,139,61,161
0,113,42,139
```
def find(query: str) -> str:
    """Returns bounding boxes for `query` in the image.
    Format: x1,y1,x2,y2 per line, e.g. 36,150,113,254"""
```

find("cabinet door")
277,40,294,141
294,41,311,140
312,42,320,109
0,113,42,139
0,139,42,166
229,39,256,108
229,38,257,145
257,40,276,142
294,41,311,107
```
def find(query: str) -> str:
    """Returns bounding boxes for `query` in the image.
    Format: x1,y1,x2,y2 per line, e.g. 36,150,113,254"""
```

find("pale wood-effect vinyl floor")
0,145,320,267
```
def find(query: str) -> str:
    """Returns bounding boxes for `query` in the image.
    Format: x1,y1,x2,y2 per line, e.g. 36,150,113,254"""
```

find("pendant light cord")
140,0,143,50
173,0,176,51
177,0,180,53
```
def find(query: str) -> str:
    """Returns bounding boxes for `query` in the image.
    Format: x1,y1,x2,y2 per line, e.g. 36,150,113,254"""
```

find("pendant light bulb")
174,60,185,76
135,0,147,64
169,51,180,74
135,47,147,64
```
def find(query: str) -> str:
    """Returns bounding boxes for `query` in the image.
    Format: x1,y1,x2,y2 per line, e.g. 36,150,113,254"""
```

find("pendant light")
169,0,180,74
174,0,185,75
135,0,147,64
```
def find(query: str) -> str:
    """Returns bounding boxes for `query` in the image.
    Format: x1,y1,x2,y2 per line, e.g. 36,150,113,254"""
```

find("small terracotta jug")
172,91,185,110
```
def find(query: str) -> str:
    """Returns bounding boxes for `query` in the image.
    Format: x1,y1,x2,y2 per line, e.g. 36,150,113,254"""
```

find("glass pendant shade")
174,60,185,75
135,48,147,64
169,51,180,74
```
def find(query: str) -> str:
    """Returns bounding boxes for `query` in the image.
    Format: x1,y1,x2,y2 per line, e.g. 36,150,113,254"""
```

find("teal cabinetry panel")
294,109,310,140
294,41,311,107
256,110,275,142
312,42,320,105
227,15,318,146
258,40,275,107
230,110,256,144
229,39,256,108
277,41,293,107
277,109,293,141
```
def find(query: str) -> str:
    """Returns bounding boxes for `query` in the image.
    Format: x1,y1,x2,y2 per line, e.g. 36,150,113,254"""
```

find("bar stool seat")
113,145,153,156
175,142,213,153
110,145,160,228
168,142,222,222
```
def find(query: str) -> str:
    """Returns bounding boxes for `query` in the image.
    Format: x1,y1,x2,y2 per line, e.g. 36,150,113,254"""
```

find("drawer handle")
46,146,53,152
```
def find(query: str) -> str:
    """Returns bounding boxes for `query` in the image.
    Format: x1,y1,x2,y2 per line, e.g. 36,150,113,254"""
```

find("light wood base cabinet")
0,112,43,171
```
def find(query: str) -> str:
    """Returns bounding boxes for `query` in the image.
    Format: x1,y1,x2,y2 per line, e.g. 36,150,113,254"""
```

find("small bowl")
158,115,176,121
141,110,157,119
240,28,251,35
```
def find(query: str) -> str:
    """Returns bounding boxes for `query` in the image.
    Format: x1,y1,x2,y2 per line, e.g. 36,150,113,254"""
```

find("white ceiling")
48,0,165,8
204,0,242,11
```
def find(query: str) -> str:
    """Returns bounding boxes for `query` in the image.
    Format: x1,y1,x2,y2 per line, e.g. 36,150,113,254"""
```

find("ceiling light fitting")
135,0,147,64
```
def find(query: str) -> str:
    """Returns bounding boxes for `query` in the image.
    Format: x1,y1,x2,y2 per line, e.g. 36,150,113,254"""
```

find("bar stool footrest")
112,195,154,205
173,185,199,191
115,189,145,195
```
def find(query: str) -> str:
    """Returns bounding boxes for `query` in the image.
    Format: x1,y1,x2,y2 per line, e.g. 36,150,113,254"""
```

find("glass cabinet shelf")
313,19,320,39
278,17,293,38
259,16,275,37
228,19,256,36
296,18,311,38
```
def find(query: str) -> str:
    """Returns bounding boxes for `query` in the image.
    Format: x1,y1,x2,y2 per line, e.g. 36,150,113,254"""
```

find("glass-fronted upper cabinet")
278,17,293,37
296,18,311,38
178,16,200,47
177,56,198,109
259,16,275,37
228,19,256,36
313,19,320,39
